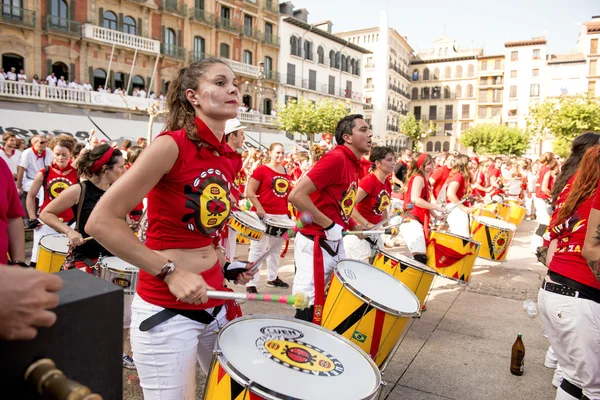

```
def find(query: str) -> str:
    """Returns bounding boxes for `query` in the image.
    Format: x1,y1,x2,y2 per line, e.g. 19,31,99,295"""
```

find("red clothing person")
249,165,291,215
355,172,392,225
430,165,451,199
39,162,78,222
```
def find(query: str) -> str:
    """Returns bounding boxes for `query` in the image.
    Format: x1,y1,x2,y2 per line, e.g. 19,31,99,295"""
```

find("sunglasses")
39,141,48,144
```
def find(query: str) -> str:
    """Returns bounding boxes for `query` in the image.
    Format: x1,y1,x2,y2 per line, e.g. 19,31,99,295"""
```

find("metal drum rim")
374,250,439,276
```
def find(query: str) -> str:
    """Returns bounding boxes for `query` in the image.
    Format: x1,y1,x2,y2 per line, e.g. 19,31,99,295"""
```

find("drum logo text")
112,277,130,288
260,326,304,339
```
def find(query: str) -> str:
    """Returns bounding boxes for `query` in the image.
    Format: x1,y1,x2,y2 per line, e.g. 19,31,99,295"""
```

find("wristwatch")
156,260,176,281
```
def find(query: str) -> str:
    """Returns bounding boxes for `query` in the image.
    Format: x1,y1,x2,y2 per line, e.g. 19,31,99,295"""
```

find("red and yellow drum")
426,231,480,283
203,316,382,399
473,206,498,219
228,211,266,241
37,234,69,273
470,216,517,262
372,251,438,304
503,200,527,226
321,260,420,369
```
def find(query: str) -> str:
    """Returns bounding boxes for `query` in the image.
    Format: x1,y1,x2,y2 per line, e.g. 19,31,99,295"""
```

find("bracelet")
8,260,29,267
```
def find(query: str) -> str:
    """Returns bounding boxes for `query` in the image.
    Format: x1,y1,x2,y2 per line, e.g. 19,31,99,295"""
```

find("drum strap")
139,304,223,332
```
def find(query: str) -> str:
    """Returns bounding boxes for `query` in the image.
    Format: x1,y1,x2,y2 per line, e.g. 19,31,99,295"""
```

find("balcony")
262,33,280,47
160,0,187,17
263,0,280,15
263,70,280,83
364,83,375,90
223,59,259,77
387,125,399,133
0,6,35,28
280,74,364,101
389,63,411,81
81,24,160,53
364,104,373,110
242,25,261,41
190,8,215,26
216,17,241,34
238,111,278,126
189,51,216,62
365,61,375,69
160,43,186,60
46,15,80,36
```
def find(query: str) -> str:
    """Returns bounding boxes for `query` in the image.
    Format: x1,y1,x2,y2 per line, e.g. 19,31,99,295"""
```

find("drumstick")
83,236,94,242
206,290,310,310
370,203,414,231
343,229,391,236
436,196,474,220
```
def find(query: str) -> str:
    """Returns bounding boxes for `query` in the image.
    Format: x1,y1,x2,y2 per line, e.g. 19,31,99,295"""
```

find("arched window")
220,43,230,59
467,84,474,97
52,61,68,81
93,68,106,90
123,16,136,35
433,68,440,80
444,66,451,79
443,141,450,151
132,75,144,90
346,56,351,72
290,36,300,57
434,141,441,152
341,55,346,71
423,68,430,81
263,98,272,115
350,59,355,75
444,47,449,57
456,85,462,98
103,11,117,30
242,94,252,109
412,69,419,81
114,72,124,91
438,48,443,57
456,65,463,78
329,50,335,67
411,88,418,100
444,86,451,99
50,0,68,20
468,64,474,77
304,40,312,60
164,28,176,56
243,50,253,65
426,142,433,152
335,52,340,69
193,36,205,61
317,46,324,64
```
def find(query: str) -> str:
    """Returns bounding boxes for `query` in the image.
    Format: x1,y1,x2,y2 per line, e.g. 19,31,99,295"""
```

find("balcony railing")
262,33,280,47
189,51,217,62
0,5,35,27
46,15,81,36
365,62,375,69
242,25,261,41
263,0,279,14
238,111,278,126
160,0,187,17
190,8,215,26
364,83,375,89
81,24,160,53
364,104,373,110
387,125,399,133
160,43,186,60
263,70,280,82
223,59,259,77
216,17,241,34
280,74,364,101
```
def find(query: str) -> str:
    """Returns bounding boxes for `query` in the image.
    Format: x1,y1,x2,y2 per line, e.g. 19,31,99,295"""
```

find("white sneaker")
122,353,136,370
552,369,563,388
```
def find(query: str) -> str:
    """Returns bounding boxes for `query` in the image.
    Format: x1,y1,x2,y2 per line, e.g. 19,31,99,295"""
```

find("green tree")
460,124,530,156
398,113,435,151
278,97,350,146
526,101,557,155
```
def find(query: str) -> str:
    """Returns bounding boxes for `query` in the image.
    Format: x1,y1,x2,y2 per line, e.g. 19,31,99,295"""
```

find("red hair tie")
417,153,428,169
90,147,115,173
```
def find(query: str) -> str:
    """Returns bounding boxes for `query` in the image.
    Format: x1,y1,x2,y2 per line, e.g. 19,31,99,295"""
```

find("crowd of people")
0,57,598,400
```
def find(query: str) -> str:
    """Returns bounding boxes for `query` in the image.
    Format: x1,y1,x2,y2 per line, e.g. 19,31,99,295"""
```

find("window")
123,16,136,35
423,68,430,81
308,69,316,91
412,69,419,81
219,43,230,58
411,87,419,100
456,65,462,78
444,123,452,133
103,11,117,30
340,55,346,71
510,70,517,78
592,39,598,54
494,60,502,70
492,106,501,117
421,87,430,99
304,40,313,61
461,104,470,119
509,85,517,98
414,106,421,119
444,66,451,79
244,14,253,34
445,105,453,119
444,86,451,99
193,36,205,60
461,122,469,131
286,63,296,85
530,83,540,97
508,109,517,117
466,84,473,97
164,28,176,54
263,56,273,76
429,105,437,120
478,106,487,118
478,89,488,103
511,51,518,61
493,88,502,102
290,36,300,57
532,49,540,60
350,59,356,75
481,60,487,71
329,50,335,68
426,142,433,152
317,46,324,64
432,86,441,99
328,75,335,95
532,68,539,77
467,65,474,77
221,6,230,19
243,50,253,65
433,68,439,80
590,60,597,76
434,142,441,151
345,80,352,99
589,80,596,93
455,85,462,98
265,22,273,36
93,68,107,89
480,77,488,85
50,0,68,21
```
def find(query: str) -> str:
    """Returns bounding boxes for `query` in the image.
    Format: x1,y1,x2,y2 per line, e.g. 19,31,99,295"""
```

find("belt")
560,379,583,399
542,280,592,301
301,234,339,258
139,304,223,332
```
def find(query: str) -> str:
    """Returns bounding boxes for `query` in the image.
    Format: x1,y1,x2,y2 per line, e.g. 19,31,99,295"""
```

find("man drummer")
223,118,246,262
289,114,372,323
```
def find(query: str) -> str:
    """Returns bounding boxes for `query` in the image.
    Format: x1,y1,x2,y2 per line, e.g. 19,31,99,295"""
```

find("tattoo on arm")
587,259,600,282
594,224,600,241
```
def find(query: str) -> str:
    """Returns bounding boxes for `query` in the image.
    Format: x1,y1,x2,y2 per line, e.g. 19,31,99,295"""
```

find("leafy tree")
460,124,530,156
278,97,350,146
398,113,435,151
526,101,557,155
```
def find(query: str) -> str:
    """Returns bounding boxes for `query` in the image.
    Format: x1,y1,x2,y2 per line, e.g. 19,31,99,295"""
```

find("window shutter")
177,30,182,47
109,71,114,90
88,66,93,83
122,73,128,92
161,79,165,94
70,63,76,81
137,18,142,36
46,59,53,76
162,26,166,42
69,0,75,21
118,13,124,32
98,7,104,26
147,76,151,90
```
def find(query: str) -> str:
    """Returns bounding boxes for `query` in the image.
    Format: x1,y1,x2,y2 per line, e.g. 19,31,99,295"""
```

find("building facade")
577,16,600,96
410,38,481,153
545,54,587,99
475,55,504,124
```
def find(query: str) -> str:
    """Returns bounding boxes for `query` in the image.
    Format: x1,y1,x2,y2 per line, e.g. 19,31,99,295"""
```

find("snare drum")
37,234,69,273
264,215,296,238
473,207,498,219
470,216,516,262
322,260,420,368
372,251,438,304
503,202,527,226
99,257,139,295
203,315,381,400
228,210,266,241
426,231,480,283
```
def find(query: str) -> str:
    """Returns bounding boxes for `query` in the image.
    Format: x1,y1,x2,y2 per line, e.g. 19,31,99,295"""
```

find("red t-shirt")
250,165,291,215
536,166,554,199
0,158,24,264
446,172,467,204
430,165,450,199
299,145,360,235
472,170,486,198
550,174,576,222
358,157,372,180
593,179,600,210
125,164,144,217
549,196,600,290
291,165,303,182
39,163,78,222
232,168,247,203
405,174,431,224
355,173,392,225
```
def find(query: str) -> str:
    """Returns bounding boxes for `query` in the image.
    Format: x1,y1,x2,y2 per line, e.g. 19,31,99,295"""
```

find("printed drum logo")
493,230,508,255
272,176,290,198
48,177,73,199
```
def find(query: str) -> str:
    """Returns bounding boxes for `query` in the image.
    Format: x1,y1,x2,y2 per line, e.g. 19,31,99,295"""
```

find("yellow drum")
426,231,480,283
236,234,250,244
470,216,517,262
322,260,420,369
228,210,266,241
372,251,438,304
37,234,69,273
503,202,527,226
203,315,382,399
473,207,498,219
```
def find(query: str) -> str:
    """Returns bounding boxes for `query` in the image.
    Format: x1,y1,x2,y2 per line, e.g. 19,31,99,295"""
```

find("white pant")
399,218,427,254
31,224,59,263
534,196,551,225
525,195,535,216
247,213,287,286
447,207,471,238
130,294,228,400
538,288,600,400
223,226,237,262
292,232,345,306
343,235,381,263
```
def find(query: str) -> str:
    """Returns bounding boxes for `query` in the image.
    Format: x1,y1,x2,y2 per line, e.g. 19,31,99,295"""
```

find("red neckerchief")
1,147,15,158
193,117,240,161
52,160,73,173
31,146,46,160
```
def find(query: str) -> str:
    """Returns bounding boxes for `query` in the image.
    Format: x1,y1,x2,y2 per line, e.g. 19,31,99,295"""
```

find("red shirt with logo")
536,166,554,199
0,158,24,264
430,165,450,199
405,174,431,224
355,173,392,225
549,196,600,290
299,145,360,235
39,162,78,222
250,165,291,215
446,172,467,203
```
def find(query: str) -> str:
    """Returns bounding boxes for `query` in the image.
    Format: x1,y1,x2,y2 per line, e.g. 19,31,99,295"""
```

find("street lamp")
244,61,276,150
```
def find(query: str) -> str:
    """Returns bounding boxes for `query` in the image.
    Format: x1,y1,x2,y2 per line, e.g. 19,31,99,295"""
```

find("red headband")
90,147,115,173
417,153,429,168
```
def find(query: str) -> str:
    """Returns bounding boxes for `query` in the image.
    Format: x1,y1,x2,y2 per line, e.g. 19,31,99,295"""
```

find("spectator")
57,75,67,88
16,135,53,223
82,81,93,91
138,87,146,98
148,91,156,99
45,72,57,86
0,133,22,179
0,156,26,266
137,137,147,149
0,68,5,93
132,87,139,97
6,67,16,82
17,69,27,95
15,138,26,151
121,139,132,160
32,74,40,96
97,85,105,93
105,86,112,94
270,109,278,117
158,91,164,100
113,87,123,95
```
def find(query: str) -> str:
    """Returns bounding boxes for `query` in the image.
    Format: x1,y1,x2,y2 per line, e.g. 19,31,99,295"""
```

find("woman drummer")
399,153,445,264
26,134,78,268
85,58,255,399
445,154,474,238
245,142,292,293
350,146,395,258
38,144,133,368
531,152,558,252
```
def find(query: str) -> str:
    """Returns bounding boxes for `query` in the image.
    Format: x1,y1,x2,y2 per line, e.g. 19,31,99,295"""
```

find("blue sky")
288,0,596,55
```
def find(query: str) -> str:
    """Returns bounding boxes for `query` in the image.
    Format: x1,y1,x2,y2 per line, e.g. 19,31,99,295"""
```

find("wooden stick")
206,291,310,310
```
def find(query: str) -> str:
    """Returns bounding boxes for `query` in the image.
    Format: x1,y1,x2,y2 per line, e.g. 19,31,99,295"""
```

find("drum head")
335,260,420,316
377,251,437,275
100,257,138,272
232,210,266,231
216,315,380,400
474,216,517,231
39,234,69,254
265,216,295,229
